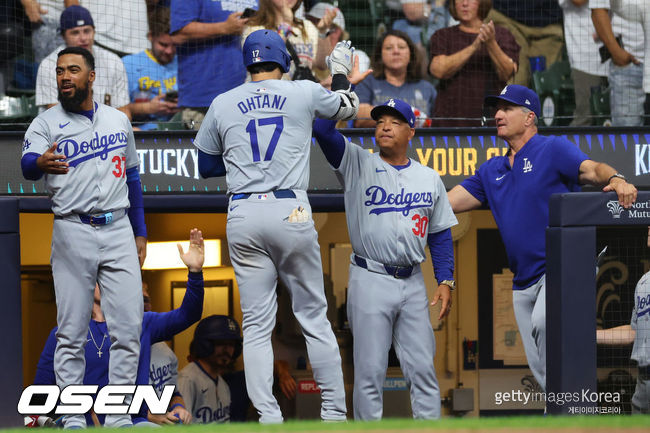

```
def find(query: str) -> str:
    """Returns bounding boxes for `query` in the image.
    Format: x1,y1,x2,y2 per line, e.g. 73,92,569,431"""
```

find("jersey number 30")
412,214,429,237
246,116,284,162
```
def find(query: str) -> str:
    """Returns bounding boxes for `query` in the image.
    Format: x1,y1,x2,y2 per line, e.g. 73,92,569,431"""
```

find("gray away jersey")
194,80,341,194
336,142,457,266
177,362,231,424
149,342,178,398
632,271,650,367
22,103,138,216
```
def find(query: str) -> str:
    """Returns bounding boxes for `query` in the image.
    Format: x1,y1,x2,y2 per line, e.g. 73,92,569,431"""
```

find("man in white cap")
306,2,370,83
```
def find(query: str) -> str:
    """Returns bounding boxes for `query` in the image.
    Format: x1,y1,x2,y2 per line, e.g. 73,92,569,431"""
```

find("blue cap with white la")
370,98,416,128
484,84,541,118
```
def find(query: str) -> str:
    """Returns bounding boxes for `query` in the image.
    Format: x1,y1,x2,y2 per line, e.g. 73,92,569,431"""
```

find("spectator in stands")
429,0,519,127
35,5,130,111
305,3,370,84
595,1,650,125
559,0,608,126
591,1,645,126
21,0,64,64
354,29,436,128
242,0,336,82
486,0,564,87
122,6,179,130
394,0,453,46
69,0,150,57
33,228,205,426
1,0,26,94
170,0,252,129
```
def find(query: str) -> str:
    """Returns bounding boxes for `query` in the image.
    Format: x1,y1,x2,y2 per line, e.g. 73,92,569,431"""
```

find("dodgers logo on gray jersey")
364,185,434,216
57,131,128,167
336,144,457,266
22,104,138,216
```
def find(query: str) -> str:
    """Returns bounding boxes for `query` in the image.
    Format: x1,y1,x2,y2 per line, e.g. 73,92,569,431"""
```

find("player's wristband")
331,74,350,92
21,152,44,181
169,403,185,411
188,271,203,279
126,167,147,238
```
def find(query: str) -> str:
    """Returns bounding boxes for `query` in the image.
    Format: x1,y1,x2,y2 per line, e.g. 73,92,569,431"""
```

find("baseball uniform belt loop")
231,189,297,201
353,254,414,279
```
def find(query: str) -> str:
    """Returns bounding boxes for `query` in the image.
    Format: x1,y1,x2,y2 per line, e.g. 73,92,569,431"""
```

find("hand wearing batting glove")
327,40,359,121
326,40,354,77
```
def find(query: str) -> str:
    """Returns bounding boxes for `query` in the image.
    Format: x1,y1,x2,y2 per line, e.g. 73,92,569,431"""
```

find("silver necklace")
88,325,107,358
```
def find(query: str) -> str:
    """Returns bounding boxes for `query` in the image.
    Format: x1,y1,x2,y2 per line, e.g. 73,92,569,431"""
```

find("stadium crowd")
2,0,649,128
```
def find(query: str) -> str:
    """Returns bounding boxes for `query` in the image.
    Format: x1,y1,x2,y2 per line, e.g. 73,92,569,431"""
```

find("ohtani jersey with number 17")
194,79,342,194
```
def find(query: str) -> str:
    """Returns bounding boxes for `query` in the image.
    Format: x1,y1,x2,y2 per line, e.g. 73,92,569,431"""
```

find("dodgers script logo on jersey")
57,131,128,167
195,402,230,424
364,186,433,216
638,293,650,319
150,362,175,395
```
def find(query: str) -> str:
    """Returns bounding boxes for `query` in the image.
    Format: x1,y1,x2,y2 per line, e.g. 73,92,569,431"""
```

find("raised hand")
317,7,338,34
348,54,373,86
177,228,205,272
326,40,354,77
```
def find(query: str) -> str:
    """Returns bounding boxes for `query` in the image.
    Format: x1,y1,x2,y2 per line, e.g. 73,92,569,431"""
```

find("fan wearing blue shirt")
122,7,179,130
448,84,638,392
33,229,206,426
170,0,257,129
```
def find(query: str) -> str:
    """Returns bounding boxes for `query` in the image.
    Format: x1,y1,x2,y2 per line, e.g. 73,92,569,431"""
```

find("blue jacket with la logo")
461,134,588,290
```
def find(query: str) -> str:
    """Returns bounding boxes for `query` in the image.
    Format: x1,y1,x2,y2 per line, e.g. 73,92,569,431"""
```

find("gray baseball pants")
347,261,440,420
226,191,346,423
51,214,143,428
512,275,546,391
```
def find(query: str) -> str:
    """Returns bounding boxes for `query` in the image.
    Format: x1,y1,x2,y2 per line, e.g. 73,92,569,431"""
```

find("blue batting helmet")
242,29,291,73
190,315,242,360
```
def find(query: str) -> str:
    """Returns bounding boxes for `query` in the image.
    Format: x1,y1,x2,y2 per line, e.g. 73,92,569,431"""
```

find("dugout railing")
547,191,650,414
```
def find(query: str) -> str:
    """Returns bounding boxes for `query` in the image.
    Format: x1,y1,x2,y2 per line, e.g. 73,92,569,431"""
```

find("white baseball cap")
307,2,345,31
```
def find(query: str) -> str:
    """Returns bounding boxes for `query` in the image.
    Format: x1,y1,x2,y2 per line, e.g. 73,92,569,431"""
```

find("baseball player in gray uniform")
314,89,457,419
597,269,650,413
193,29,359,423
177,315,242,424
21,46,147,429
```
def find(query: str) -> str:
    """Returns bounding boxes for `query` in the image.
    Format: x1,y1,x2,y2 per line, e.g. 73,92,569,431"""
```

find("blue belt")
78,212,115,226
231,189,296,201
56,209,125,226
354,254,414,279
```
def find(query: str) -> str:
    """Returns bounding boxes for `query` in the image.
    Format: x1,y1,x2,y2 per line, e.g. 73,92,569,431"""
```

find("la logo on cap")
387,99,396,107
76,19,85,26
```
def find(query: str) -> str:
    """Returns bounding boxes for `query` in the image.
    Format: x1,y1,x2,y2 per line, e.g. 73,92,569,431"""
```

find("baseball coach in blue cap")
446,84,637,392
